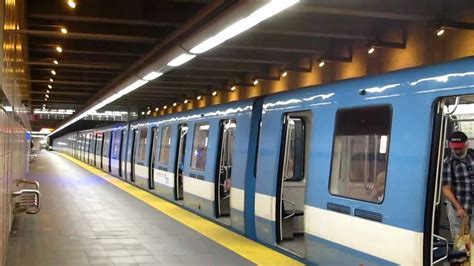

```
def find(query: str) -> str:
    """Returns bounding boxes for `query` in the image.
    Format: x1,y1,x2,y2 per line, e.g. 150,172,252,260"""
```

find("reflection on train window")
95,133,103,155
137,128,147,161
103,132,111,158
329,105,391,203
112,131,121,159
283,117,305,181
191,123,209,171
159,126,171,164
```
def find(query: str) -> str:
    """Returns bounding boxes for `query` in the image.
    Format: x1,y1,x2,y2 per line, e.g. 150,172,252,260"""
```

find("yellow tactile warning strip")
58,153,304,266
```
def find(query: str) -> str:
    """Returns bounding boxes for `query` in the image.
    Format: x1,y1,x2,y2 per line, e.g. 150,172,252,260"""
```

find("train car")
52,57,474,265
125,98,263,236
254,57,474,265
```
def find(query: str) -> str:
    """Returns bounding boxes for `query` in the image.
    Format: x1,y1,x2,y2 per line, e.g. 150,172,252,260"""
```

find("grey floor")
6,151,253,266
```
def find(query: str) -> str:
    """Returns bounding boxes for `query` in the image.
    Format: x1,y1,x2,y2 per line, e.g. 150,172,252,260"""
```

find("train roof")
262,56,474,112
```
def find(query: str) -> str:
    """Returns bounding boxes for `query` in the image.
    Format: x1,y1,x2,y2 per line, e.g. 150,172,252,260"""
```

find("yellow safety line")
58,153,304,266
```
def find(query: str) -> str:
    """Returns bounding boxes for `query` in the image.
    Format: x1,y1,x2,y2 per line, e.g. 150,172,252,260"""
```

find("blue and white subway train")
53,57,474,265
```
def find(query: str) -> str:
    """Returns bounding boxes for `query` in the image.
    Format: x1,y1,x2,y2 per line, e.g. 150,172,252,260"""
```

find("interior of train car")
431,94,474,265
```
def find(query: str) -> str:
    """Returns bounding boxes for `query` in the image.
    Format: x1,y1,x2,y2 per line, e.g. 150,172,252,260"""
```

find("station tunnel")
1,0,474,265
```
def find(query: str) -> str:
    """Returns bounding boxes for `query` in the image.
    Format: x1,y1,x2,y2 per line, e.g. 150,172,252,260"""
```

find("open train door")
430,95,474,265
215,119,236,225
175,124,187,201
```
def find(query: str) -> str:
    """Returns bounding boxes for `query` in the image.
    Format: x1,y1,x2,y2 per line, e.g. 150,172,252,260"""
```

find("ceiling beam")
180,66,259,73
293,5,432,21
253,28,370,40
29,80,104,86
30,68,119,75
198,56,286,65
15,29,159,43
31,91,93,96
30,47,143,57
150,80,214,86
164,74,238,80
28,13,181,28
221,44,325,54
27,61,123,70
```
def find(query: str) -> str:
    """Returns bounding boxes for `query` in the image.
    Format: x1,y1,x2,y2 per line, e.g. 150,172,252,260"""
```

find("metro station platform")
6,151,299,266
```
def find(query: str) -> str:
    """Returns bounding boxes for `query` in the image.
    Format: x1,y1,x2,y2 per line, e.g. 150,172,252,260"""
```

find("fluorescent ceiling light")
167,53,196,67
190,0,299,54
48,79,149,137
117,79,148,96
142,71,163,81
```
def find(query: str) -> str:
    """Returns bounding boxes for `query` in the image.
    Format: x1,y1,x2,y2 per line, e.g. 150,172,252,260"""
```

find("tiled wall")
0,110,27,266
0,0,30,265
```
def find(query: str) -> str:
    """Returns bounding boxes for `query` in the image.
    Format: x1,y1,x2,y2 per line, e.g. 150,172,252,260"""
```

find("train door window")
119,130,126,177
277,112,311,258
216,119,236,223
103,132,111,159
175,124,188,200
88,134,93,164
95,133,103,168
108,132,113,172
191,123,209,172
112,131,121,159
159,126,171,164
137,128,148,162
430,96,474,265
130,129,138,182
148,127,158,189
329,105,391,203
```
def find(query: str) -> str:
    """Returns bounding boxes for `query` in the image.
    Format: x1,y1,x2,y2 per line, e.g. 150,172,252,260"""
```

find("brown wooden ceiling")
26,0,473,131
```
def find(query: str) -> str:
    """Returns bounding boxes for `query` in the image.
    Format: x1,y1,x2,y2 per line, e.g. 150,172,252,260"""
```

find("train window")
137,128,148,161
95,133,103,155
112,131,121,159
329,105,391,203
103,132,111,158
159,126,171,164
191,123,209,171
282,117,305,181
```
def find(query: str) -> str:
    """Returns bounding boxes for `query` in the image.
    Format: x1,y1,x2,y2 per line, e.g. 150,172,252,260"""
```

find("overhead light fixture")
163,105,168,109
47,2,301,139
53,60,59,65
253,79,259,85
141,111,145,115
56,46,63,53
49,78,54,82
183,99,189,104
172,102,177,107
368,46,375,54
155,107,159,112
212,91,218,96
67,0,76,8
51,70,56,75
190,0,299,54
45,98,48,101
230,86,236,92
318,60,325,68
146,110,151,115
46,90,50,93
167,53,196,67
281,71,288,77
142,71,163,81
48,84,52,89
60,27,68,34
117,79,148,96
45,94,49,98
436,27,445,36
